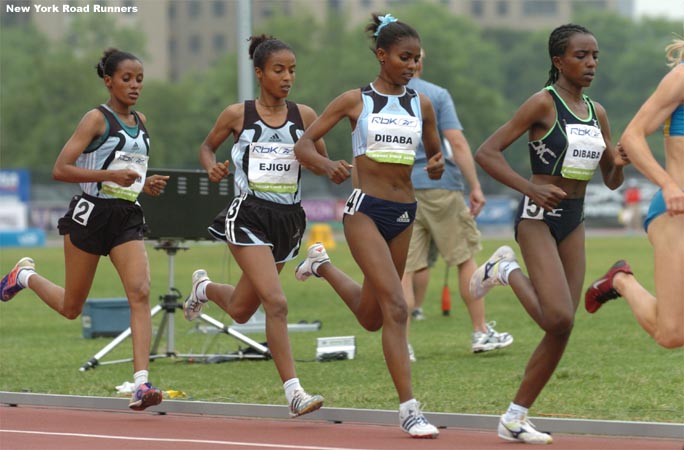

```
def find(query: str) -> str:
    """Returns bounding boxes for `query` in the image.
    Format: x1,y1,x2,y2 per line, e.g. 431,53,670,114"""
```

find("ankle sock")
284,378,301,404
133,370,149,390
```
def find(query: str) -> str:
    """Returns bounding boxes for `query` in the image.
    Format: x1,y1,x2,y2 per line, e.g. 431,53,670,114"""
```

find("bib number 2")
72,197,95,226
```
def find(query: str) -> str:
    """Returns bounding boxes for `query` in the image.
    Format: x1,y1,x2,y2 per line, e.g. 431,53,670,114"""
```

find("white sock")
283,378,301,404
133,370,149,390
195,279,210,302
498,261,520,285
17,269,36,289
399,398,418,413
504,402,528,421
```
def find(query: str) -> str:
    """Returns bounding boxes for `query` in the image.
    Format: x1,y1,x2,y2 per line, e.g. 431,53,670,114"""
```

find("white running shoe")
498,414,553,444
294,242,330,281
183,269,209,321
288,389,324,418
472,321,514,353
407,343,416,363
469,245,516,298
399,400,439,438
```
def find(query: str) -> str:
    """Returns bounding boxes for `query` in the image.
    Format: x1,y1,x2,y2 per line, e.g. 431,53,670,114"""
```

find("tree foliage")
1,2,680,189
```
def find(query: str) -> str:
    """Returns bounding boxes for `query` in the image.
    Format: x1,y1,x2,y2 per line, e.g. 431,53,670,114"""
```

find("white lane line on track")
0,429,379,450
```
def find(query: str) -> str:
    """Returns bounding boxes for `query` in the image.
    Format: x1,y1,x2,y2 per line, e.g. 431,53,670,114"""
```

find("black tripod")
79,239,270,371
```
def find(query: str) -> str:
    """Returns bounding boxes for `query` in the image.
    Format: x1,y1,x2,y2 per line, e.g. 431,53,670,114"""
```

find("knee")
360,316,383,332
62,307,83,321
384,295,409,326
543,314,574,336
126,283,151,307
655,331,684,349
261,294,289,321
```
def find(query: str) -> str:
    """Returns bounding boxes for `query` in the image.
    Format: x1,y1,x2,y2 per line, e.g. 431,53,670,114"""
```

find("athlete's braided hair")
248,34,293,70
365,12,420,53
95,48,139,78
545,24,593,87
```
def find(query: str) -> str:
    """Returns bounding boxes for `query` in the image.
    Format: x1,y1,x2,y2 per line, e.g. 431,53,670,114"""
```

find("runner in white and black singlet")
182,35,346,419
0,48,169,412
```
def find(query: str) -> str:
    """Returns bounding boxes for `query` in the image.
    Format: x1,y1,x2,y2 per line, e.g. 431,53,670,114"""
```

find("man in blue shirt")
401,49,513,357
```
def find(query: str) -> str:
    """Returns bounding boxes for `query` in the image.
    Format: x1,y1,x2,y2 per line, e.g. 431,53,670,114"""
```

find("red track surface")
1,405,681,450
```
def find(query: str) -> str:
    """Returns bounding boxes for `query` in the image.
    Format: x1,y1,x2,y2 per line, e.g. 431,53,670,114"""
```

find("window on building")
188,1,201,18
168,2,175,19
573,0,606,12
522,0,558,16
328,0,341,10
497,0,509,15
189,35,202,53
213,0,225,16
168,38,176,54
471,0,484,16
213,34,226,52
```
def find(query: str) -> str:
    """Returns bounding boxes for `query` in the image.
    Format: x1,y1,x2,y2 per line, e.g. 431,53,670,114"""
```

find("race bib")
343,188,364,215
366,113,421,165
561,123,605,180
520,196,544,220
71,197,95,226
247,142,299,193
101,151,148,201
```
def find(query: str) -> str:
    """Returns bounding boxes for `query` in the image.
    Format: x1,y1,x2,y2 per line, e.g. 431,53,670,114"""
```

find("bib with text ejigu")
248,142,299,193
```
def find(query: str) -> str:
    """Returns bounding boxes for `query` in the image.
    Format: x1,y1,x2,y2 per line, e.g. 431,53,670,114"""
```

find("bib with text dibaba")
560,122,605,180
365,113,421,165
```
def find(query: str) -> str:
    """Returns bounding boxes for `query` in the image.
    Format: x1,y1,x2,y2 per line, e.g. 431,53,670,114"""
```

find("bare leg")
206,244,296,382
508,221,584,407
26,234,99,319
318,213,414,402
110,240,152,373
615,214,684,348
457,258,487,333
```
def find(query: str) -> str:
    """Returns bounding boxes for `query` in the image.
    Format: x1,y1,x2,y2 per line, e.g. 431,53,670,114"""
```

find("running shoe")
294,243,330,281
1,257,35,302
183,269,209,321
411,308,426,321
585,260,633,313
399,400,439,438
472,321,514,353
469,246,516,299
407,343,416,363
129,382,163,411
289,389,324,418
498,413,552,444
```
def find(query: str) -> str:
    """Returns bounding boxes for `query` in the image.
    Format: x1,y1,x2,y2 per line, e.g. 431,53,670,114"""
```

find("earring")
380,60,385,65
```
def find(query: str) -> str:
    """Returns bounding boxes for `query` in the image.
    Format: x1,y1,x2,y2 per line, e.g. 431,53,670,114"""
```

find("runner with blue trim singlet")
585,38,684,349
293,13,444,438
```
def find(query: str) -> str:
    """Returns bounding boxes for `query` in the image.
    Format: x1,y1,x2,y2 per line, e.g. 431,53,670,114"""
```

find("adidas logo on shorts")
396,211,410,223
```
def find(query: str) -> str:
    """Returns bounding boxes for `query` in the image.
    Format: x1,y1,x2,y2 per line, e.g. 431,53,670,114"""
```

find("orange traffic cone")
441,266,451,316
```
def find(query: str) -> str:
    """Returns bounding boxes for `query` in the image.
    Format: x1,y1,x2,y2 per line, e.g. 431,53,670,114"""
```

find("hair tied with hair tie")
374,14,398,37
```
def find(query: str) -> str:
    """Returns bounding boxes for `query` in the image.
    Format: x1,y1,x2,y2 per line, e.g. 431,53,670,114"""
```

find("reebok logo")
396,211,410,223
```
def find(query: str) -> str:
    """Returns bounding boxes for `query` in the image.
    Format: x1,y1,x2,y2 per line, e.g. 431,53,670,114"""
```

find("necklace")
106,102,130,117
554,83,579,98
257,98,286,109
